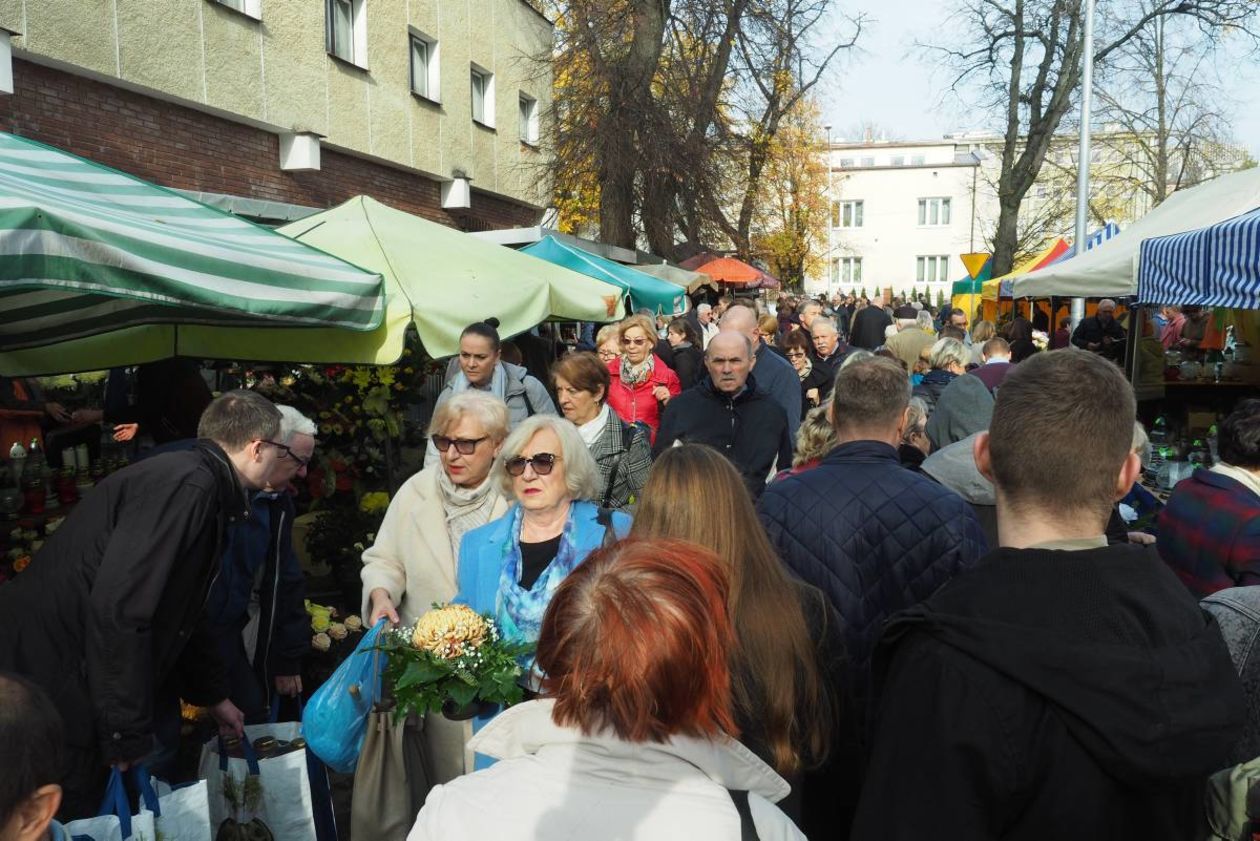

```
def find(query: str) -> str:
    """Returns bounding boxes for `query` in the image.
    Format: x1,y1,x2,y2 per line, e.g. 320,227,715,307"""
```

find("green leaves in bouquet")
378,620,535,720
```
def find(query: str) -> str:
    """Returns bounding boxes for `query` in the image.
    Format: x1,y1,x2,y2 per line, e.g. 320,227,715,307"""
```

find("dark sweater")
855,543,1244,841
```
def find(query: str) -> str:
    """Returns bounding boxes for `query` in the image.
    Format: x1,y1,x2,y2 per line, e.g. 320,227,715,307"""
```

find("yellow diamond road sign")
960,252,990,280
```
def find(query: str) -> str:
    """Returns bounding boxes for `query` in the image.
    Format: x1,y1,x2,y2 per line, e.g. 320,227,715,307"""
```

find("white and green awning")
0,131,384,363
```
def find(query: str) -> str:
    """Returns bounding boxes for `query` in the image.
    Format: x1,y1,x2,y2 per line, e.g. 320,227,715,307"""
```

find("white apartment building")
814,139,995,298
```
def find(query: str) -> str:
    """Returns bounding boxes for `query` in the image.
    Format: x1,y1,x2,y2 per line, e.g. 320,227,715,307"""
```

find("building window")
860,156,875,167
471,65,495,128
917,197,951,226
838,157,854,168
916,255,950,283
833,199,863,228
891,155,905,166
519,93,539,145
910,154,925,165
211,0,261,18
833,256,862,284
326,0,366,68
408,31,439,101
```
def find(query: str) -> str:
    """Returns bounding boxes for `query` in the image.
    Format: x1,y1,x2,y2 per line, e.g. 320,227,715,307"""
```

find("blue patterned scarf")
495,503,582,646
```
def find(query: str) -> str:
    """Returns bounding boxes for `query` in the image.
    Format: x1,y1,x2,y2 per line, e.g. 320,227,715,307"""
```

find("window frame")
326,0,367,70
471,64,496,129
915,255,950,283
833,256,862,284
518,92,539,146
834,199,864,229
210,0,261,19
917,197,952,227
408,30,440,103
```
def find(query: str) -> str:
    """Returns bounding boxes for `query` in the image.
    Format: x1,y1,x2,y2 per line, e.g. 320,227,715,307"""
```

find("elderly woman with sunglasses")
605,314,681,444
454,414,632,766
360,391,512,782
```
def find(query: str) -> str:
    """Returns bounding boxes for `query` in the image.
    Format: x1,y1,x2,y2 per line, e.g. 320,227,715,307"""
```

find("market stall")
0,132,386,376
980,239,1070,323
522,235,686,314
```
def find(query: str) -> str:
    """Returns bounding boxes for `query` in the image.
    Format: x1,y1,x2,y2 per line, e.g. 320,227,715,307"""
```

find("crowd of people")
3,288,1260,841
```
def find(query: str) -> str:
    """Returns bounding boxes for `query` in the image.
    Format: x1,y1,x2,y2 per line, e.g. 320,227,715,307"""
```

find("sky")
816,0,1260,158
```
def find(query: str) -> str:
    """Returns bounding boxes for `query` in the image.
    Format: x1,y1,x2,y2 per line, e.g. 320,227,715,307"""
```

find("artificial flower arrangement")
377,603,533,719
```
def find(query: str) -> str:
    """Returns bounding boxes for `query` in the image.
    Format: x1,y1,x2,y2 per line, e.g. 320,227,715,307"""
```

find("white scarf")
578,404,610,447
1212,462,1260,500
436,467,502,555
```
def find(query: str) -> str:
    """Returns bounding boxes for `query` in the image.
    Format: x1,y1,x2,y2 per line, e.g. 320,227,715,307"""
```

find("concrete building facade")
0,0,553,228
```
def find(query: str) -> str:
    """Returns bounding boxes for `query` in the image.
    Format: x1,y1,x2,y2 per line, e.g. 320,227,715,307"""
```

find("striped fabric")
1138,207,1260,307
0,132,383,351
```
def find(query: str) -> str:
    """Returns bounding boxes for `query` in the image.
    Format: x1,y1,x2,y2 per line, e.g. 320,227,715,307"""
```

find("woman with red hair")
407,538,805,841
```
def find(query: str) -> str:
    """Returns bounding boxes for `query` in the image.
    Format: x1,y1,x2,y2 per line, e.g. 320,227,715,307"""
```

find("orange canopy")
692,257,765,286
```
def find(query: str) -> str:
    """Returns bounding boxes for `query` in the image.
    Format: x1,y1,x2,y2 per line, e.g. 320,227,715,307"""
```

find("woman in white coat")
407,538,805,841
360,390,511,781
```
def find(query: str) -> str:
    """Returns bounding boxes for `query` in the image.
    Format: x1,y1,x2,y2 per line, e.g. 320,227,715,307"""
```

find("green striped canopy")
0,132,384,363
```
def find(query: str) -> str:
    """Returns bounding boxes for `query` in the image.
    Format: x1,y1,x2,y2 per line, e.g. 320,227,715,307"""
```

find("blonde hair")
496,415,599,501
929,337,969,371
595,324,620,349
971,320,997,344
618,314,658,345
793,407,837,466
429,391,510,442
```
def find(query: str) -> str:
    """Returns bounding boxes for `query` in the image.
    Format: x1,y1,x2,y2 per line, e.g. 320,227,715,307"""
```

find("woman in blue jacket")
456,415,631,767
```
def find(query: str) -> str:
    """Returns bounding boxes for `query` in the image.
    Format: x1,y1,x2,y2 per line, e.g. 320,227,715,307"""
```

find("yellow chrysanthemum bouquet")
378,603,533,719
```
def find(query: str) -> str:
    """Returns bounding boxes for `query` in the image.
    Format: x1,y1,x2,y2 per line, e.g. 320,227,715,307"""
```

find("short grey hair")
697,303,713,314
810,317,838,336
430,391,510,443
276,405,317,443
1132,420,1151,469
1099,298,1117,310
929,337,970,371
916,310,935,331
496,415,599,501
840,349,874,370
197,389,280,450
905,396,930,439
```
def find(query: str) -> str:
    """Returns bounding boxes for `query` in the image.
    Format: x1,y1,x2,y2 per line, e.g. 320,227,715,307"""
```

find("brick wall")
0,59,542,231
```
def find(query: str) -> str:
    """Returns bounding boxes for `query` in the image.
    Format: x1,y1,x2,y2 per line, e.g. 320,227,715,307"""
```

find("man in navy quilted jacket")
759,356,987,835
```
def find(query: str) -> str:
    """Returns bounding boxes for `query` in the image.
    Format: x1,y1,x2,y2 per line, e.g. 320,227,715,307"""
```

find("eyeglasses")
259,439,311,469
505,453,559,476
622,337,650,347
432,435,488,455
597,349,619,360
785,350,807,358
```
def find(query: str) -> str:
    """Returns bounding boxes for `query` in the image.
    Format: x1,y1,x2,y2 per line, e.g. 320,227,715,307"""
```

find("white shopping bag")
63,769,157,841
136,773,212,841
197,723,316,841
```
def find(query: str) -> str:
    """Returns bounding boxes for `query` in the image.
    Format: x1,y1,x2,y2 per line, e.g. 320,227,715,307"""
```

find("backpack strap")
727,789,759,841
594,505,618,548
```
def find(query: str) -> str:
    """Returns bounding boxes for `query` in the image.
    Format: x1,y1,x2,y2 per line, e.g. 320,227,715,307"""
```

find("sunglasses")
622,337,650,347
259,439,311,469
785,350,807,357
505,453,559,476
432,435,488,455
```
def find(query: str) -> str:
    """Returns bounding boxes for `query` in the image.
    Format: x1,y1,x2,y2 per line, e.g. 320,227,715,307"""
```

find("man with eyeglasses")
0,390,285,819
201,405,317,728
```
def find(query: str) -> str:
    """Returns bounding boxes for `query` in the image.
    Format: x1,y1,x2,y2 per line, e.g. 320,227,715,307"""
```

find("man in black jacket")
0,389,287,819
853,351,1244,841
654,331,792,498
1071,297,1126,362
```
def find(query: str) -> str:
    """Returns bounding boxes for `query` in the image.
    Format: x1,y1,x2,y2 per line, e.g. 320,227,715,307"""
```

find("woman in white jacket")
360,390,511,781
407,538,805,841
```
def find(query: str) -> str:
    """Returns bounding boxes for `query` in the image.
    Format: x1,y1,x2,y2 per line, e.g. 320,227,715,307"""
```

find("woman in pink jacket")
605,314,681,444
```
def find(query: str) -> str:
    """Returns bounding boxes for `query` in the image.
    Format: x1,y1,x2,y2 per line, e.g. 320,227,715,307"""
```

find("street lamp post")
824,124,834,297
1072,0,1096,329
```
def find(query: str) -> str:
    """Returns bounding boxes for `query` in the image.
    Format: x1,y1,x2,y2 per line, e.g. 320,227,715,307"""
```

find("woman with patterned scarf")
605,314,681,444
360,391,512,783
455,415,632,768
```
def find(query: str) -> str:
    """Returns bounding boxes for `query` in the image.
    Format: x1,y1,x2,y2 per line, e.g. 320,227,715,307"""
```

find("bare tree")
1094,14,1243,205
931,0,1257,276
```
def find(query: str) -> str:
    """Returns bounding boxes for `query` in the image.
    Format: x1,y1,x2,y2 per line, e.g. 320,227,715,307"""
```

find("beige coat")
359,464,509,782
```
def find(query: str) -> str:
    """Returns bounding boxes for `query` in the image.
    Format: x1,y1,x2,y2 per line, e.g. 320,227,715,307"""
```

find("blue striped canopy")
1138,207,1260,308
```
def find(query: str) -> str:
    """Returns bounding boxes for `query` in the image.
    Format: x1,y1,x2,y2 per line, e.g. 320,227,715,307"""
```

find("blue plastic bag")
302,619,385,773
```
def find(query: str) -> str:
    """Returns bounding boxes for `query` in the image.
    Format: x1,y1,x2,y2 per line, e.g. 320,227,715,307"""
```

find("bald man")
720,304,802,438
654,332,793,499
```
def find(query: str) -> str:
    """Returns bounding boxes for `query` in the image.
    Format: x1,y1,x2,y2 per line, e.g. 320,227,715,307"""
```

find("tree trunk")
992,196,1023,277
